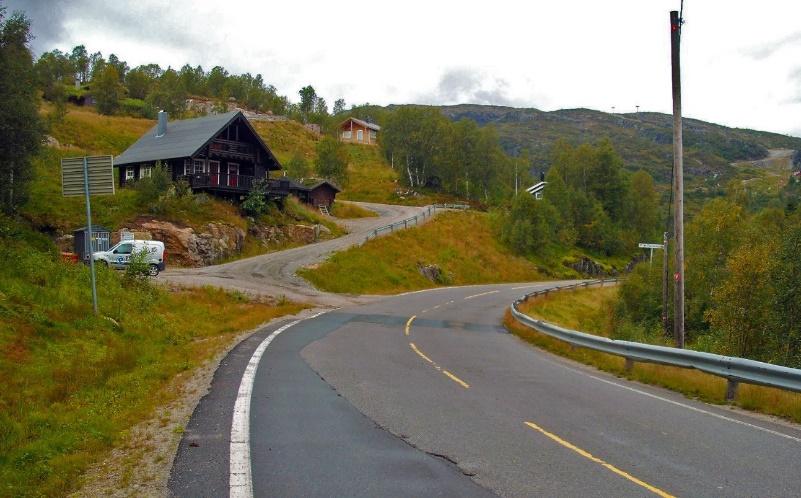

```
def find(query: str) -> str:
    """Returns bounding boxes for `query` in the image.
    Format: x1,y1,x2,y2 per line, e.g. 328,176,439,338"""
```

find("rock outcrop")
120,220,246,267
566,256,609,277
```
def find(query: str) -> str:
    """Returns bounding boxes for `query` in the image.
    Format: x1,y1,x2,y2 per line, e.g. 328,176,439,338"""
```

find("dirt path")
160,202,436,306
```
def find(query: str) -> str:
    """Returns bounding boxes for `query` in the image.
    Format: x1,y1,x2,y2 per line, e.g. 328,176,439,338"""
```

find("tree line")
497,140,661,258
34,43,349,125
380,106,521,202
616,191,801,368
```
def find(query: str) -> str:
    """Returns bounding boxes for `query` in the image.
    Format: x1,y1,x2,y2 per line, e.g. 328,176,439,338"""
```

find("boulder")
417,262,451,284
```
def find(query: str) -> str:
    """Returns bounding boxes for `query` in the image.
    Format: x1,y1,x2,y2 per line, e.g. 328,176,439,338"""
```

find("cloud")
7,0,208,60
744,31,801,59
417,68,529,107
5,0,71,52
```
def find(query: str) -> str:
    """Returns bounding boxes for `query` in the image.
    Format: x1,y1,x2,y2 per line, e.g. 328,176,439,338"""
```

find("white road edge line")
533,348,801,443
585,371,801,443
464,290,500,300
229,310,330,498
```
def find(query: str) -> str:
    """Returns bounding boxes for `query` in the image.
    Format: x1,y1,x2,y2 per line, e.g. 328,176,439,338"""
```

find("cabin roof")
525,181,547,194
287,178,342,193
340,117,381,131
115,110,280,169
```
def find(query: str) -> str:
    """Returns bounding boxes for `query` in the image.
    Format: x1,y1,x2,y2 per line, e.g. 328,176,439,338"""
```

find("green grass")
330,201,377,218
339,144,464,205
300,210,544,294
507,287,801,424
250,120,319,165
45,104,154,155
21,147,247,234
0,221,306,497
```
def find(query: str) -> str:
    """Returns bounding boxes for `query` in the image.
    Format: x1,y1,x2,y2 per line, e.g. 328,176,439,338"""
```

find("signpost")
638,242,664,267
61,155,115,315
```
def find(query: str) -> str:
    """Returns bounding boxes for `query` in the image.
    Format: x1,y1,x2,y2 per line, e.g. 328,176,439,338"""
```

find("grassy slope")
330,200,378,218
0,225,306,497
299,210,543,294
27,106,246,232
508,287,801,424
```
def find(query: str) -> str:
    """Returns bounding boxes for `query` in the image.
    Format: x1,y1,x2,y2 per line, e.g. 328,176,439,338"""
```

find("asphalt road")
170,282,801,497
160,202,432,306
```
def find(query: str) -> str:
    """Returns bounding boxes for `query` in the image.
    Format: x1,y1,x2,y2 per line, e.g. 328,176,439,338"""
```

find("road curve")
170,282,801,497
160,202,431,306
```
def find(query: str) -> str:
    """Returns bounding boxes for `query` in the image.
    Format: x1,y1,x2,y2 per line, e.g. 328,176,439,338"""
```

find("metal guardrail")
511,280,801,400
364,203,469,241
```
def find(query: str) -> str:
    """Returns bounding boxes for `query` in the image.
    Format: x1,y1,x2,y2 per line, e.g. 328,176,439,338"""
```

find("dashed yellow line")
409,342,434,364
404,315,416,336
442,370,470,388
523,421,675,498
408,341,470,389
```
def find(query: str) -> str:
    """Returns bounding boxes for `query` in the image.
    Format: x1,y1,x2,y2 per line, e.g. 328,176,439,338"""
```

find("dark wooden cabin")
287,179,341,209
115,110,286,200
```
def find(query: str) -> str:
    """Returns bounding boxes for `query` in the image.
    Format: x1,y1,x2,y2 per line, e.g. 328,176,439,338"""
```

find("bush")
123,247,154,284
134,162,171,205
315,136,348,186
241,178,269,217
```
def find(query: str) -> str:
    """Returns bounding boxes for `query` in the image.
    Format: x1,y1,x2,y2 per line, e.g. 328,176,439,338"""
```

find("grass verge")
506,288,801,424
330,201,377,219
0,224,307,497
299,210,544,294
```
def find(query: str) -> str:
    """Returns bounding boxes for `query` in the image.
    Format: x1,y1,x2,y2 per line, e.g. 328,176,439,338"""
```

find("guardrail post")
725,379,739,402
624,358,634,372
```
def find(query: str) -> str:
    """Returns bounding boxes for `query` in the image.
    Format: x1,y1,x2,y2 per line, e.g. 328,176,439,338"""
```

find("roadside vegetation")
330,200,377,219
300,210,544,294
0,218,306,497
506,287,801,424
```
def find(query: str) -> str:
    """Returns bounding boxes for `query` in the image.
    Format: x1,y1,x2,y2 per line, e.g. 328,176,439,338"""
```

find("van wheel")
148,264,160,277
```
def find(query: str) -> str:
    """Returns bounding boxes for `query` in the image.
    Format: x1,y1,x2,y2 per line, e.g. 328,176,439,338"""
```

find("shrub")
241,178,269,217
134,162,171,205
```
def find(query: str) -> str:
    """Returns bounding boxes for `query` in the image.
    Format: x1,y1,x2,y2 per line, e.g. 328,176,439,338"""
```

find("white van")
92,240,166,276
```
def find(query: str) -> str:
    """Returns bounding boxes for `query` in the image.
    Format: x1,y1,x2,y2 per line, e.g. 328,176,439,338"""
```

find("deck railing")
180,173,254,191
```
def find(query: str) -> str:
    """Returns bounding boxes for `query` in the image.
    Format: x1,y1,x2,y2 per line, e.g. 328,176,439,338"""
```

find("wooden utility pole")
670,10,685,348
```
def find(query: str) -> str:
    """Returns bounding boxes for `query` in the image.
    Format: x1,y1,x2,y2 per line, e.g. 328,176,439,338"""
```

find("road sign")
639,243,665,249
60,155,115,315
61,155,115,196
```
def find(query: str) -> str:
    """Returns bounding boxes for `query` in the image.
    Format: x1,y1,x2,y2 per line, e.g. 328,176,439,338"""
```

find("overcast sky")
8,0,801,137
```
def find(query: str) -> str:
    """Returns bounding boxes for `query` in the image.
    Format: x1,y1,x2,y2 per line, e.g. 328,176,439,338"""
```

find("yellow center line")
442,370,470,388
404,315,416,336
409,342,470,389
409,342,434,364
464,290,500,300
523,422,676,498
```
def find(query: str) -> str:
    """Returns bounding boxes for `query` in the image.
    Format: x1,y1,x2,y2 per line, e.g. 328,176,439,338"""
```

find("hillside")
438,104,801,189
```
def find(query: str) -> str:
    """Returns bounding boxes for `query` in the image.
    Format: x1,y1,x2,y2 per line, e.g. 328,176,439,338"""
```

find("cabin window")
342,130,352,139
140,165,152,178
369,130,377,140
357,129,364,142
125,168,135,181
193,159,207,174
